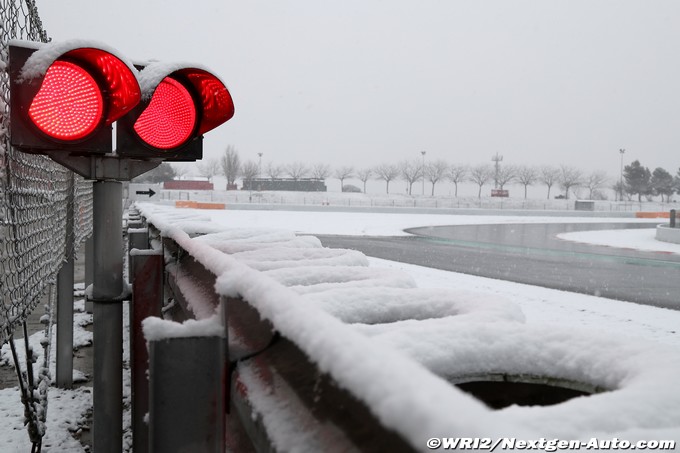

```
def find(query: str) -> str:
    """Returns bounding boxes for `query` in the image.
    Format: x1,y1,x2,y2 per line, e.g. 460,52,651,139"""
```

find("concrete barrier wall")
656,225,680,244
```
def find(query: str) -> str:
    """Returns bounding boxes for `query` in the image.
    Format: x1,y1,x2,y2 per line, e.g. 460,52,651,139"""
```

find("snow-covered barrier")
135,203,680,451
656,224,680,245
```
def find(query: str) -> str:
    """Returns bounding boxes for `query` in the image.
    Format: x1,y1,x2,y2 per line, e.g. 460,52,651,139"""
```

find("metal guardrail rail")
133,203,680,452
130,205,541,451
132,216,416,452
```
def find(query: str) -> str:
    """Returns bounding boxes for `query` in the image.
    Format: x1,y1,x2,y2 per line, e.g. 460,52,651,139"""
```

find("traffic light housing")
9,41,141,154
8,40,235,180
116,63,235,161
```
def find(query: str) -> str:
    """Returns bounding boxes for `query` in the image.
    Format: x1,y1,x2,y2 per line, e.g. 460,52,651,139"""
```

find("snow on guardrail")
136,202,680,448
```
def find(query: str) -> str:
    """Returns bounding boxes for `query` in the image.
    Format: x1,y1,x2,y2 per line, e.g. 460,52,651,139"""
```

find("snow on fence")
136,203,680,451
0,2,94,449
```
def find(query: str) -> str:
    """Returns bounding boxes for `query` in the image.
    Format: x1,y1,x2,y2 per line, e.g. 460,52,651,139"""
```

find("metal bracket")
46,152,162,181
86,285,132,304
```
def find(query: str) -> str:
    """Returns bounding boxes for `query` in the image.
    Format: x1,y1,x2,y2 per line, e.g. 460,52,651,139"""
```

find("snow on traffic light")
8,39,235,177
117,63,235,161
9,40,141,154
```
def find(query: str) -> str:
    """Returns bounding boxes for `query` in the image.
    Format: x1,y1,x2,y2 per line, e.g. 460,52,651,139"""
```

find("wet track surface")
318,223,680,310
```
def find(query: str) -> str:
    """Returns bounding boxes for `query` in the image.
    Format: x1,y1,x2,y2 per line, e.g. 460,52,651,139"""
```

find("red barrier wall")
164,180,214,190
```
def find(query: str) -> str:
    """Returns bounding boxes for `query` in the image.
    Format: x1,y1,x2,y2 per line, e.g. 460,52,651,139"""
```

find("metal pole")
130,247,163,453
56,174,75,388
619,148,625,201
128,227,148,278
56,256,74,388
92,180,124,453
420,150,426,196
85,235,94,313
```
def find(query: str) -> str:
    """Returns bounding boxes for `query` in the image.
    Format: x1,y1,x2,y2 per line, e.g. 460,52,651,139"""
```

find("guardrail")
132,202,680,452
129,208,422,452
133,204,527,451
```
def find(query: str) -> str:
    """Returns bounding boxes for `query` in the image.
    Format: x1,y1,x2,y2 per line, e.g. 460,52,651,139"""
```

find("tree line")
617,160,677,203
137,147,679,202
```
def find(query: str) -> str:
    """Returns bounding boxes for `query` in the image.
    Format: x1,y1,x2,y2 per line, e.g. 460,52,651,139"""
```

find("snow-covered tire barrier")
357,318,680,439
135,203,680,451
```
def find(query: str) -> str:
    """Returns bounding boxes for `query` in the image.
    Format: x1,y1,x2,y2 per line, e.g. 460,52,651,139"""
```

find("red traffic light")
133,76,198,150
28,60,104,141
117,64,234,161
10,41,141,153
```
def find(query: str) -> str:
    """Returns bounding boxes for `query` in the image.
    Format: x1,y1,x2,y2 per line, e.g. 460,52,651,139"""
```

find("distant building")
164,180,214,190
242,178,327,192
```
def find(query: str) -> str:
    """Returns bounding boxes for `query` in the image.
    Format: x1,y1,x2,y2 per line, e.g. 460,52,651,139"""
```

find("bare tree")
425,159,448,196
374,163,400,194
265,162,284,180
495,164,517,190
334,166,355,190
469,164,494,198
558,165,583,200
447,164,467,197
585,171,609,199
286,162,309,180
356,168,372,193
400,159,422,195
220,145,241,188
539,166,560,199
197,158,220,182
172,163,191,179
311,163,331,180
241,161,259,187
516,166,537,199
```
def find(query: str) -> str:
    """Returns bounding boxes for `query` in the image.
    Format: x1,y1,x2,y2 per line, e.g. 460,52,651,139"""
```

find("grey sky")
37,1,680,176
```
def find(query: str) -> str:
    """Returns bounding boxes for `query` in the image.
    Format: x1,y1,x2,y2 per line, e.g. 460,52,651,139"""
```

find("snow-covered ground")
0,300,93,452
0,205,678,450
199,208,660,236
557,228,680,254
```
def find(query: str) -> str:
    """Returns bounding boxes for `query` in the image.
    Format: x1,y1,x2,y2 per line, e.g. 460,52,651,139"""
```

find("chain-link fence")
0,0,92,346
0,0,93,449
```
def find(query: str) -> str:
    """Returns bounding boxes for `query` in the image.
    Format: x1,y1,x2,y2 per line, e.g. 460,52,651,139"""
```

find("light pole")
257,152,263,178
492,152,503,189
619,148,625,201
421,150,426,195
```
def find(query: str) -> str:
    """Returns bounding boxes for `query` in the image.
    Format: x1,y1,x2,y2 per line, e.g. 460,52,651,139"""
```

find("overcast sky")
37,1,680,177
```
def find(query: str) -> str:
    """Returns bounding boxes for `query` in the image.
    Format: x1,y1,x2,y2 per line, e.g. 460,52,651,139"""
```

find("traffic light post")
8,39,235,452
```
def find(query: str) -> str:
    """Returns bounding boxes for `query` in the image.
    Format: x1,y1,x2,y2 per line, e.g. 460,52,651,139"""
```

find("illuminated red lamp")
28,60,103,141
117,64,235,161
10,42,141,154
133,77,197,150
